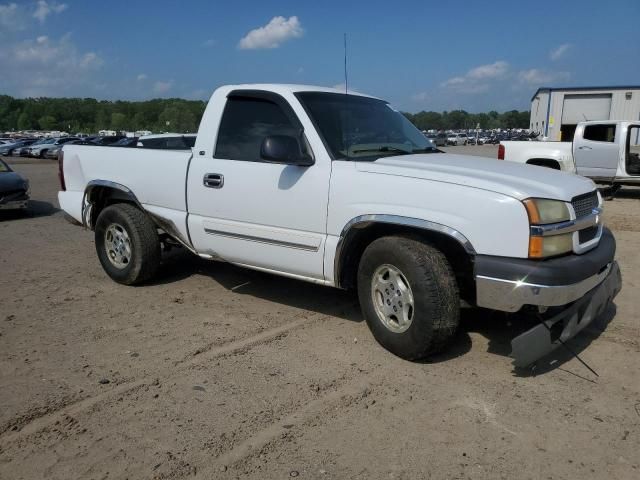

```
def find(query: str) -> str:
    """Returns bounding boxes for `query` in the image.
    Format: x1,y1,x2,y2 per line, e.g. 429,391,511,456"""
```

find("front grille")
571,191,598,218
579,226,599,244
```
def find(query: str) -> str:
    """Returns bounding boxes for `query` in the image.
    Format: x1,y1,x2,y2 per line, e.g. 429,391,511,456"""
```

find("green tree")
17,111,34,130
110,112,127,131
0,93,528,134
38,115,57,130
501,110,522,129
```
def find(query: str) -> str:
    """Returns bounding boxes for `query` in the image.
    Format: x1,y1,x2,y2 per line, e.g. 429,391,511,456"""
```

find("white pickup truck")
499,121,640,188
57,84,621,367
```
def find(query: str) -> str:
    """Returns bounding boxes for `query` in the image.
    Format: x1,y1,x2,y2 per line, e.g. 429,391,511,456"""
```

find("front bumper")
511,261,621,367
0,191,29,210
472,228,622,367
475,228,616,312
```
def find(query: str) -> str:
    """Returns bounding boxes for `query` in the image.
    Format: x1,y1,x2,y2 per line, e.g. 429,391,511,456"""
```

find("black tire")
94,203,160,285
357,236,459,360
39,149,47,158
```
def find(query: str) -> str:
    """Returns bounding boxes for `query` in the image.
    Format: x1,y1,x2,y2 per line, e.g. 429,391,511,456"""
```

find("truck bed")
500,140,574,171
58,145,191,229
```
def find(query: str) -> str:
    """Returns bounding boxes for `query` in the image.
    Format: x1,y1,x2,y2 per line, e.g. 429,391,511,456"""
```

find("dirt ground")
1,147,639,480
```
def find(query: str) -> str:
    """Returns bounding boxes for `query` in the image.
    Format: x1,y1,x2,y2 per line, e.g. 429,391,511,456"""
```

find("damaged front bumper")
474,228,622,367
510,261,621,367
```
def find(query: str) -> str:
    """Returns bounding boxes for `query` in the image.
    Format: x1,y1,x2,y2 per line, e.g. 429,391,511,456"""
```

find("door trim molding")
204,228,320,252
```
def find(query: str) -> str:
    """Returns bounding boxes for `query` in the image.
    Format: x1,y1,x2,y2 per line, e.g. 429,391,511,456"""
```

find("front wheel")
94,203,161,285
357,236,459,360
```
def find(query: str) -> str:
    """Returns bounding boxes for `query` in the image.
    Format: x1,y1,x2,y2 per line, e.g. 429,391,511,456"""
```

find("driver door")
187,92,330,281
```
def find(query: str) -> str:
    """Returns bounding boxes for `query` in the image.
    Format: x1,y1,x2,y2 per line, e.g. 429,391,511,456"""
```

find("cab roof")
215,83,378,100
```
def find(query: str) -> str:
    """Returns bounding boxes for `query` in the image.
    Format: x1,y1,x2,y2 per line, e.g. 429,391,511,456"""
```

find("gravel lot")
1,148,639,479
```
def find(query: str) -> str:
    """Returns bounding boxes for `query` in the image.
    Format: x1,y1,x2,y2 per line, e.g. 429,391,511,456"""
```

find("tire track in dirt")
0,311,333,447
206,373,381,473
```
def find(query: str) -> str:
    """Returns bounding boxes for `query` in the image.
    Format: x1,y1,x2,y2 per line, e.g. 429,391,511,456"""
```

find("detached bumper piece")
511,261,621,367
475,228,617,312
473,228,621,367
0,190,29,210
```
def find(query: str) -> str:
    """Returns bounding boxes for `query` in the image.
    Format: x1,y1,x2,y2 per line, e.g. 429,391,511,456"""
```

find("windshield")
296,92,436,160
0,159,10,172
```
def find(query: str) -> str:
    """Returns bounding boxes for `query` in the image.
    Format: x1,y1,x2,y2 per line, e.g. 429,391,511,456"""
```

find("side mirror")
260,135,314,166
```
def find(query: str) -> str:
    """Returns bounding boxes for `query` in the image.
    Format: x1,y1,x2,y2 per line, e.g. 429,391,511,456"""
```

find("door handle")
578,146,592,150
203,173,224,188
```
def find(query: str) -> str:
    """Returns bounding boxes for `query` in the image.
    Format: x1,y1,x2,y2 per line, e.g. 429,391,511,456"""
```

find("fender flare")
526,158,562,170
82,179,196,253
333,214,476,288
82,180,142,227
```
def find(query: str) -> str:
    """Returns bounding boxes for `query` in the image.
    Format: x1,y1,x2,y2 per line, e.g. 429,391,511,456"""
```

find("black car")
0,159,29,211
94,135,126,145
110,137,139,147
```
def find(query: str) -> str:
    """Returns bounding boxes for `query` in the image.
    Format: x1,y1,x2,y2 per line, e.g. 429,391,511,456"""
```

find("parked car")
447,133,467,146
28,137,78,158
0,138,36,156
93,136,126,146
0,158,30,210
427,132,447,147
44,139,92,159
58,83,621,367
499,121,640,190
477,134,493,145
23,138,53,157
137,133,196,150
111,137,139,147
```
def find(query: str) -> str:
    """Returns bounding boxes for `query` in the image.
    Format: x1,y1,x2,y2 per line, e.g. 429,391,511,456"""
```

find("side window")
165,137,186,149
583,124,616,143
140,138,163,149
215,97,300,162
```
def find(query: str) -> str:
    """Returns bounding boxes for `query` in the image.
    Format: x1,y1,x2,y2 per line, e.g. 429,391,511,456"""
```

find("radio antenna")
343,33,348,94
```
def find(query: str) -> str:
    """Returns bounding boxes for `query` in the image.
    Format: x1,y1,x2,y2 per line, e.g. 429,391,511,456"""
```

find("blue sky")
1,0,638,112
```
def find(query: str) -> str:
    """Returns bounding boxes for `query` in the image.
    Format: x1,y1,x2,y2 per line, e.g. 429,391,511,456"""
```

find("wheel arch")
526,158,561,170
83,180,142,229
83,180,195,252
334,215,476,304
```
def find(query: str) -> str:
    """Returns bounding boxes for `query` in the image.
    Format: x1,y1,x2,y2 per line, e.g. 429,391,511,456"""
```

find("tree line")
402,109,531,131
0,95,206,133
0,94,531,134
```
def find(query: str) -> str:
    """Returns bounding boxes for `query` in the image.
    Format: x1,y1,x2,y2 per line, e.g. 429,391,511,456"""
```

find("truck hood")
355,153,594,201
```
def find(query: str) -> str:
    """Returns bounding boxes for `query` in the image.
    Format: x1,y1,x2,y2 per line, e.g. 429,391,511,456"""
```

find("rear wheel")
357,236,459,360
94,203,160,285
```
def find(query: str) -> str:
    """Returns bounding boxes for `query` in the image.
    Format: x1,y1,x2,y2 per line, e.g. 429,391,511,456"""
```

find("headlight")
522,198,570,224
528,233,573,258
523,198,573,258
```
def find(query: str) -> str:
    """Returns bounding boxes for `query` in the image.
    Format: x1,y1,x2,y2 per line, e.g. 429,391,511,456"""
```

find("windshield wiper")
350,146,413,155
411,147,439,154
